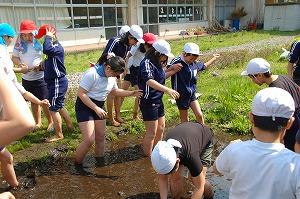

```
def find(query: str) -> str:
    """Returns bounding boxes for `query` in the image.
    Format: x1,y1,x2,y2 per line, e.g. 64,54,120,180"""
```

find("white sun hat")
241,58,271,76
151,139,182,175
183,42,202,55
252,87,295,120
129,25,145,43
152,39,174,57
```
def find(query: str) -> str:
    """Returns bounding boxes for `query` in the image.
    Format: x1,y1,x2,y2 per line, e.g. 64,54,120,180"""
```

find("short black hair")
145,47,161,67
262,71,272,78
119,31,130,46
253,114,289,132
97,53,125,73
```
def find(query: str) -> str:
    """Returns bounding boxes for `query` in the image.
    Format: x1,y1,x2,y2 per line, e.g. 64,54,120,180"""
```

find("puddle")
4,135,232,199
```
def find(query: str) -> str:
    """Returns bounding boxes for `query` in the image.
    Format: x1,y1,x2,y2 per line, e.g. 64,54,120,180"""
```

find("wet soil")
2,134,234,199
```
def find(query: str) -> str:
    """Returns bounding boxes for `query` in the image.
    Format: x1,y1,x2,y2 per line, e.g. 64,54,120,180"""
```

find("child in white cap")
241,57,300,152
151,122,214,199
137,39,180,156
102,24,144,126
214,87,300,199
168,42,219,124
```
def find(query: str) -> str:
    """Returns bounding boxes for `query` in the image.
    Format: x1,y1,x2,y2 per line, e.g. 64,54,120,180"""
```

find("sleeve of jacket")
102,38,117,54
288,41,300,63
43,36,61,57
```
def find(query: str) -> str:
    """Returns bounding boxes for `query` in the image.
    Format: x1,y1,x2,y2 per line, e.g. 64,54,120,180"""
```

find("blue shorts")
46,76,68,112
75,97,105,123
22,78,48,100
124,66,139,87
176,92,197,110
140,99,165,121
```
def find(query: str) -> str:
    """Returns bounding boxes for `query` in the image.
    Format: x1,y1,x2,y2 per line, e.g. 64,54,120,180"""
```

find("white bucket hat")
183,42,202,55
252,87,295,120
129,25,144,43
152,39,174,57
151,139,182,175
119,25,130,36
241,58,271,76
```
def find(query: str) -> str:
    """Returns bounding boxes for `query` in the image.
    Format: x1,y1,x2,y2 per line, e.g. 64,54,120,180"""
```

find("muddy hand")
132,90,143,98
40,99,50,106
171,63,183,72
167,88,180,100
95,107,107,119
19,63,29,73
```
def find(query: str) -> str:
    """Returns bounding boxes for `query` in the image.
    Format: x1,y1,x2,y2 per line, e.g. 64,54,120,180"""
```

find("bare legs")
75,120,106,164
178,100,204,124
46,107,73,142
31,103,53,130
0,149,18,187
143,116,165,156
169,166,214,199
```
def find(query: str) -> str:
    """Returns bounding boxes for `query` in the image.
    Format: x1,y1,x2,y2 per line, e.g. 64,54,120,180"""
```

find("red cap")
35,24,56,39
20,20,36,34
143,33,157,44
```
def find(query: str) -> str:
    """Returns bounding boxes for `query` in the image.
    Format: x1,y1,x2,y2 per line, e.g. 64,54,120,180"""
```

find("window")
73,7,88,28
89,7,103,27
104,7,116,26
141,0,208,24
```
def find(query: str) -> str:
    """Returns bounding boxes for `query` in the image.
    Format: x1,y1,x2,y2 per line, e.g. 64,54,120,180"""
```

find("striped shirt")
43,36,66,81
138,59,165,102
169,55,205,98
102,37,129,59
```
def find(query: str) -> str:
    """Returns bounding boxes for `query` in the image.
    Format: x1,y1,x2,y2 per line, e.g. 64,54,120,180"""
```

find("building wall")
236,0,265,28
264,4,300,31
158,21,208,36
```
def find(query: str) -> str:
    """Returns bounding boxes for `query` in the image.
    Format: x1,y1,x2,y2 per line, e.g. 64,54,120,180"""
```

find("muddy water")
8,135,232,199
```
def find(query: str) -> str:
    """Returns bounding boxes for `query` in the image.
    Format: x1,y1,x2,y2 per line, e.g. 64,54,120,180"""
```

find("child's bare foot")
133,113,141,120
66,123,74,130
33,124,42,131
45,135,64,143
46,123,54,132
107,119,121,127
115,116,124,123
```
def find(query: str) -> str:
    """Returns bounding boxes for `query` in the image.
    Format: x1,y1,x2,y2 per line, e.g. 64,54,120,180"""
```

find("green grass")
63,30,300,74
9,30,300,155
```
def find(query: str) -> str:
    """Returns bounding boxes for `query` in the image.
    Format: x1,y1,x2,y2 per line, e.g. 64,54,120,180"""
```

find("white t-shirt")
79,67,118,101
12,43,44,81
216,139,300,199
0,45,26,94
127,43,145,73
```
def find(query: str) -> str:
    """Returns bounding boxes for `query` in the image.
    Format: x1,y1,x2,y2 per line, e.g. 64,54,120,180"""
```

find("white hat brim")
137,38,145,43
241,71,249,76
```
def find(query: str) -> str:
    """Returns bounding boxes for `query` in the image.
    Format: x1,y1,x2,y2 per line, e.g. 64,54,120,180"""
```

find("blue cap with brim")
0,23,16,38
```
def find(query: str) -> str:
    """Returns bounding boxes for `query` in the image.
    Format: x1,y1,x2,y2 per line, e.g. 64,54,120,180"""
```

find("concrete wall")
264,4,300,31
236,0,265,28
57,28,106,47
158,21,208,36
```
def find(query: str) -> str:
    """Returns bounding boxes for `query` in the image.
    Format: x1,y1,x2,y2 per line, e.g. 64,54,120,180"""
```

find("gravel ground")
66,35,294,89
